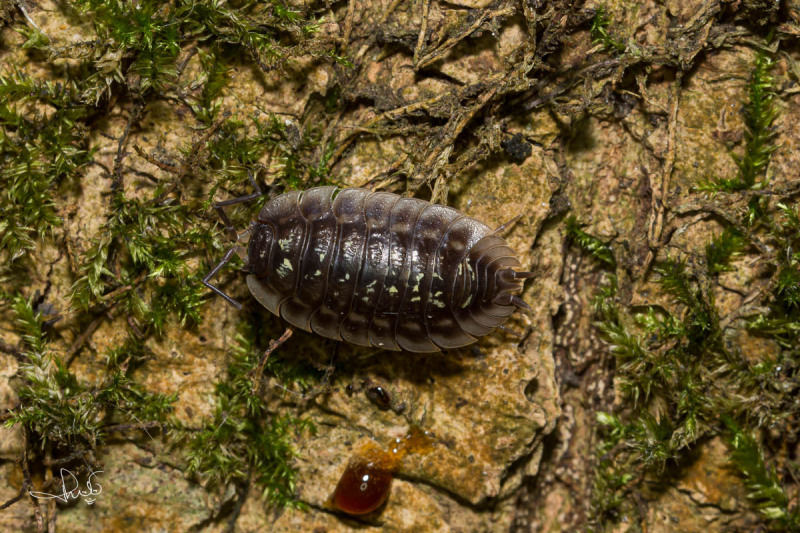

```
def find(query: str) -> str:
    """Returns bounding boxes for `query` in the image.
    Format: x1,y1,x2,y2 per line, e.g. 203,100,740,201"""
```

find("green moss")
69,190,215,334
699,50,777,194
61,0,345,104
1,0,346,264
0,71,94,261
589,412,638,529
706,227,747,274
747,201,800,349
176,322,318,508
193,111,340,245
724,417,800,531
4,292,175,453
590,6,626,54
592,266,730,466
194,47,234,124
565,215,616,268
15,24,50,50
0,2,347,518
772,203,800,311
578,43,799,531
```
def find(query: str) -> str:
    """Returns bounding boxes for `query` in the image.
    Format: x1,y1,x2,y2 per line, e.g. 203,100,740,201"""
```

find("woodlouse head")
247,223,275,278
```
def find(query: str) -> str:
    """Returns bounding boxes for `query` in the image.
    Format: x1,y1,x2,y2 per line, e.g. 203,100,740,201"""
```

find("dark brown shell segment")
245,186,528,353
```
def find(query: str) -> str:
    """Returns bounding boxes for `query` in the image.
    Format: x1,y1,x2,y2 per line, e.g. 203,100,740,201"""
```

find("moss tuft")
590,6,626,54
699,50,777,194
5,292,175,455
175,322,318,508
724,417,800,531
0,71,93,261
579,44,798,531
565,215,617,268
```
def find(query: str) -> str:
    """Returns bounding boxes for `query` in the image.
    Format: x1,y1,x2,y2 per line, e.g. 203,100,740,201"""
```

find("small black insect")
204,177,532,353
365,384,392,410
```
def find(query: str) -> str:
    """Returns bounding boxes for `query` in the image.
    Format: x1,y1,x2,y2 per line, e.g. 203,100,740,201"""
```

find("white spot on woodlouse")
461,294,473,308
410,272,424,293
282,258,293,271
365,280,377,294
388,286,398,294
345,273,350,280
314,270,321,276
410,296,421,302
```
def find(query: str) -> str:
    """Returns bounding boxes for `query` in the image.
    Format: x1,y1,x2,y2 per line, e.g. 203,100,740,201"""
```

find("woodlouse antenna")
202,246,244,310
213,170,263,241
511,295,530,309
204,170,265,310
491,214,523,235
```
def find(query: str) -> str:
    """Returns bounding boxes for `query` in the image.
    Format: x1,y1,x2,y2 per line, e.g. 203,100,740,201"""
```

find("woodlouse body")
240,186,531,353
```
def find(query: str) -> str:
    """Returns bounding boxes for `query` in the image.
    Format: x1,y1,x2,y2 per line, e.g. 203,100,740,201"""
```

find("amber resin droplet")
330,455,393,515
329,428,436,516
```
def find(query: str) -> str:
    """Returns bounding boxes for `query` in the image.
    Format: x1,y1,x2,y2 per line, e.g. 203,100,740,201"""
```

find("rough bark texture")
1,0,799,532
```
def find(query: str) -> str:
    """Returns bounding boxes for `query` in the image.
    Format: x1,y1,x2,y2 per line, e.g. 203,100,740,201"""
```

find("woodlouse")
203,180,533,353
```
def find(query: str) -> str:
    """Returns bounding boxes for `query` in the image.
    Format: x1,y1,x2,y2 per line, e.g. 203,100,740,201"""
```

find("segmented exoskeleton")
204,182,532,353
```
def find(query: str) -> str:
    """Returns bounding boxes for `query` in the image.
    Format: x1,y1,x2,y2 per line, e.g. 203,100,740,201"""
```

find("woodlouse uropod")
203,178,533,353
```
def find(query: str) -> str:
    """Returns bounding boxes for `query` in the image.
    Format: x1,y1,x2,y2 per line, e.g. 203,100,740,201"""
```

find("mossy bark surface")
1,0,799,532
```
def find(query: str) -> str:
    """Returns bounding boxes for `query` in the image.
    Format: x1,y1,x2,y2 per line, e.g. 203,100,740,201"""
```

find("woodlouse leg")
250,327,294,395
202,245,244,310
498,324,526,340
213,171,263,241
318,342,339,395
